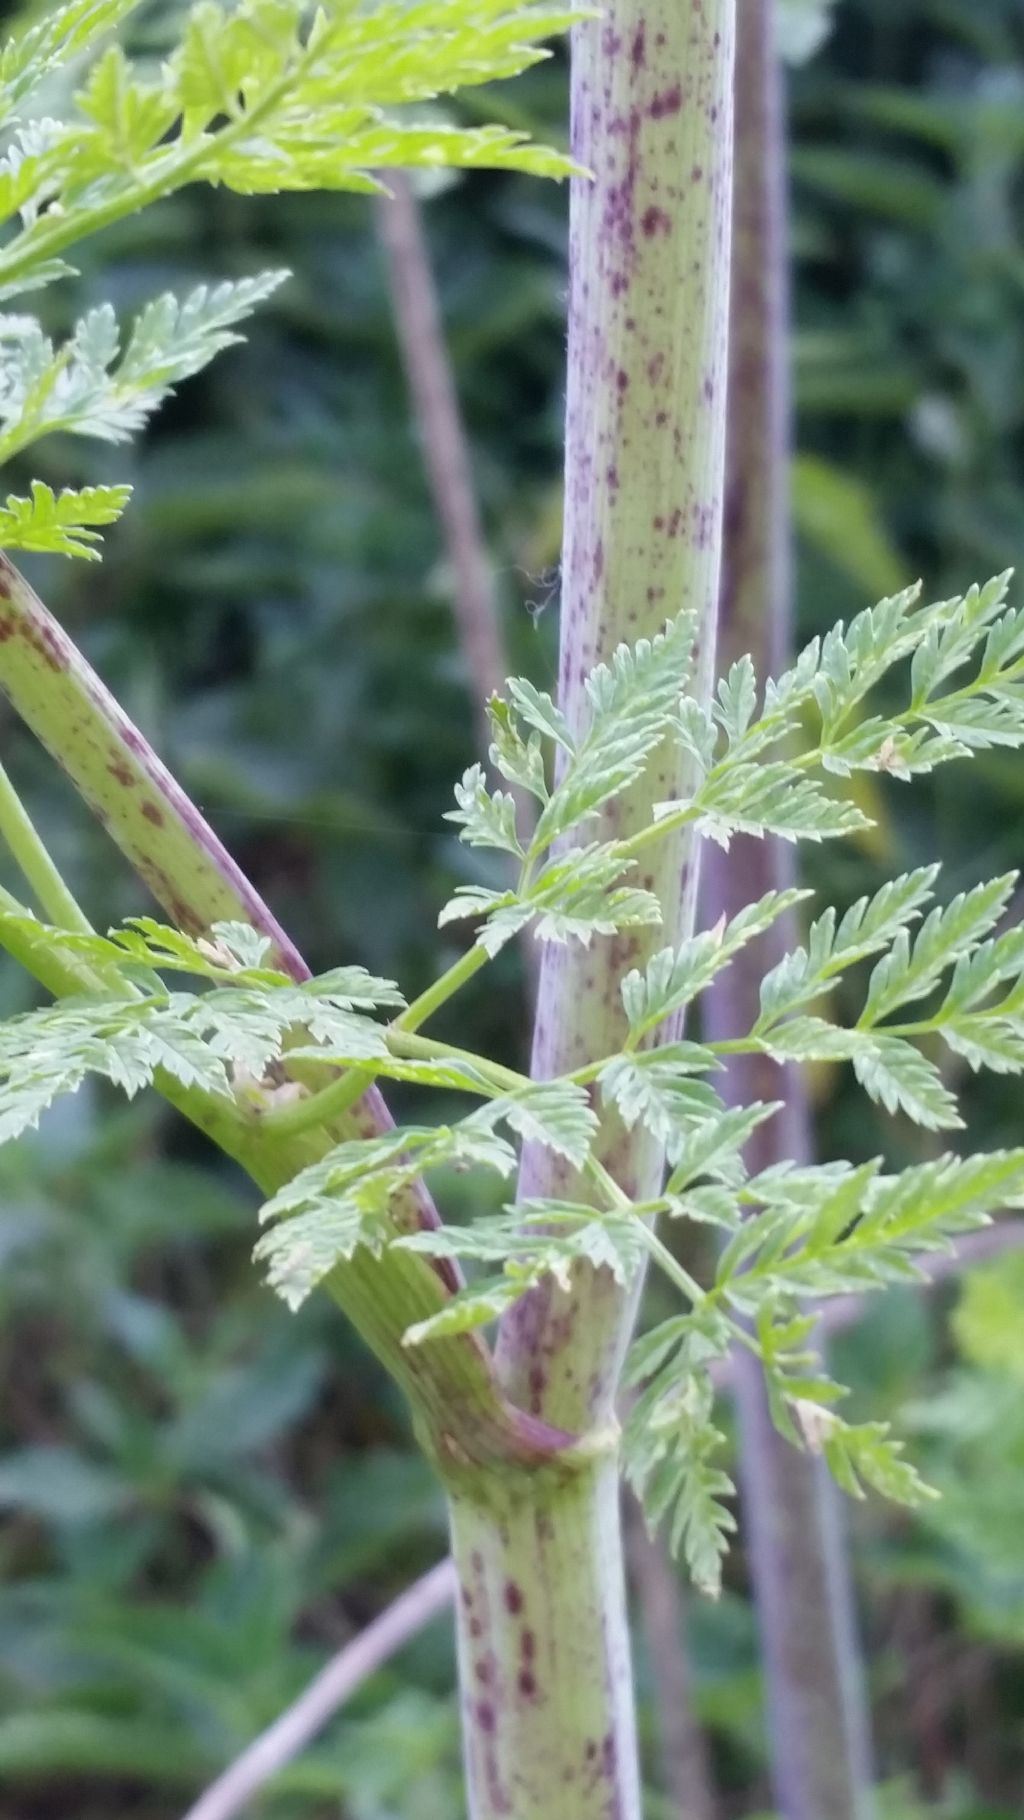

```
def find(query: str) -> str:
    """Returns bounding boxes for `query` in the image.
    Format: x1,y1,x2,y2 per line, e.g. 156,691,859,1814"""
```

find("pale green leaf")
506,676,574,752
0,0,584,305
684,761,870,846
530,612,696,849
440,841,661,953
0,480,131,559
713,656,757,744
862,875,1016,1025
0,0,144,119
445,763,524,856
476,1082,598,1167
0,273,289,462
759,866,939,1025
487,695,549,801
402,1277,521,1344
622,888,808,1040
665,1102,781,1195
624,1319,736,1596
398,1201,645,1343
600,1049,721,1150
254,1198,390,1312
822,1419,937,1506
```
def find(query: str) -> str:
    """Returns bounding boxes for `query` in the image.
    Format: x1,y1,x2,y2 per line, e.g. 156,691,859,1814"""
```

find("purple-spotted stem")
455,7,737,1815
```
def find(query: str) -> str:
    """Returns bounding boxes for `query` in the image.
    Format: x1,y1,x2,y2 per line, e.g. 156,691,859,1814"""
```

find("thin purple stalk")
701,6,873,1815
376,174,510,751
375,172,539,967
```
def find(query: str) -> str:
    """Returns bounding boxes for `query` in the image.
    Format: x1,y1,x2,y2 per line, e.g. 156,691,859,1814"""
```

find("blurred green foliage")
1,0,1024,1816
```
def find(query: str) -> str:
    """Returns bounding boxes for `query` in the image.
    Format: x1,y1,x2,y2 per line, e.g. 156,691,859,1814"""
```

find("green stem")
587,1152,711,1308
448,1450,639,1820
634,1221,708,1311
397,943,491,1033
259,1030,528,1144
0,555,307,973
0,668,586,1488
0,883,104,996
878,1011,994,1038
256,1064,380,1141
389,1030,524,1088
0,760,92,932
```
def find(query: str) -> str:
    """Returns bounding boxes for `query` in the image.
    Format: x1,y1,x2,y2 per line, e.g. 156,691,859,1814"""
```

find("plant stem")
701,7,874,1816
256,1064,380,1140
448,1451,638,1820
0,759,92,932
497,0,735,1429
397,942,490,1032
0,555,306,972
447,7,737,1816
0,875,577,1473
258,1029,523,1140
388,1029,524,1087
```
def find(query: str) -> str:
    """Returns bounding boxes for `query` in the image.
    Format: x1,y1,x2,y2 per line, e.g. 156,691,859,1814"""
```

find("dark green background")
1,2,1023,1815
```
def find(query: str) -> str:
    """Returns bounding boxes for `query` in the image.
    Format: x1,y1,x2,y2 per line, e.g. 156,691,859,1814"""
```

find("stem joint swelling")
425,1410,623,1499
